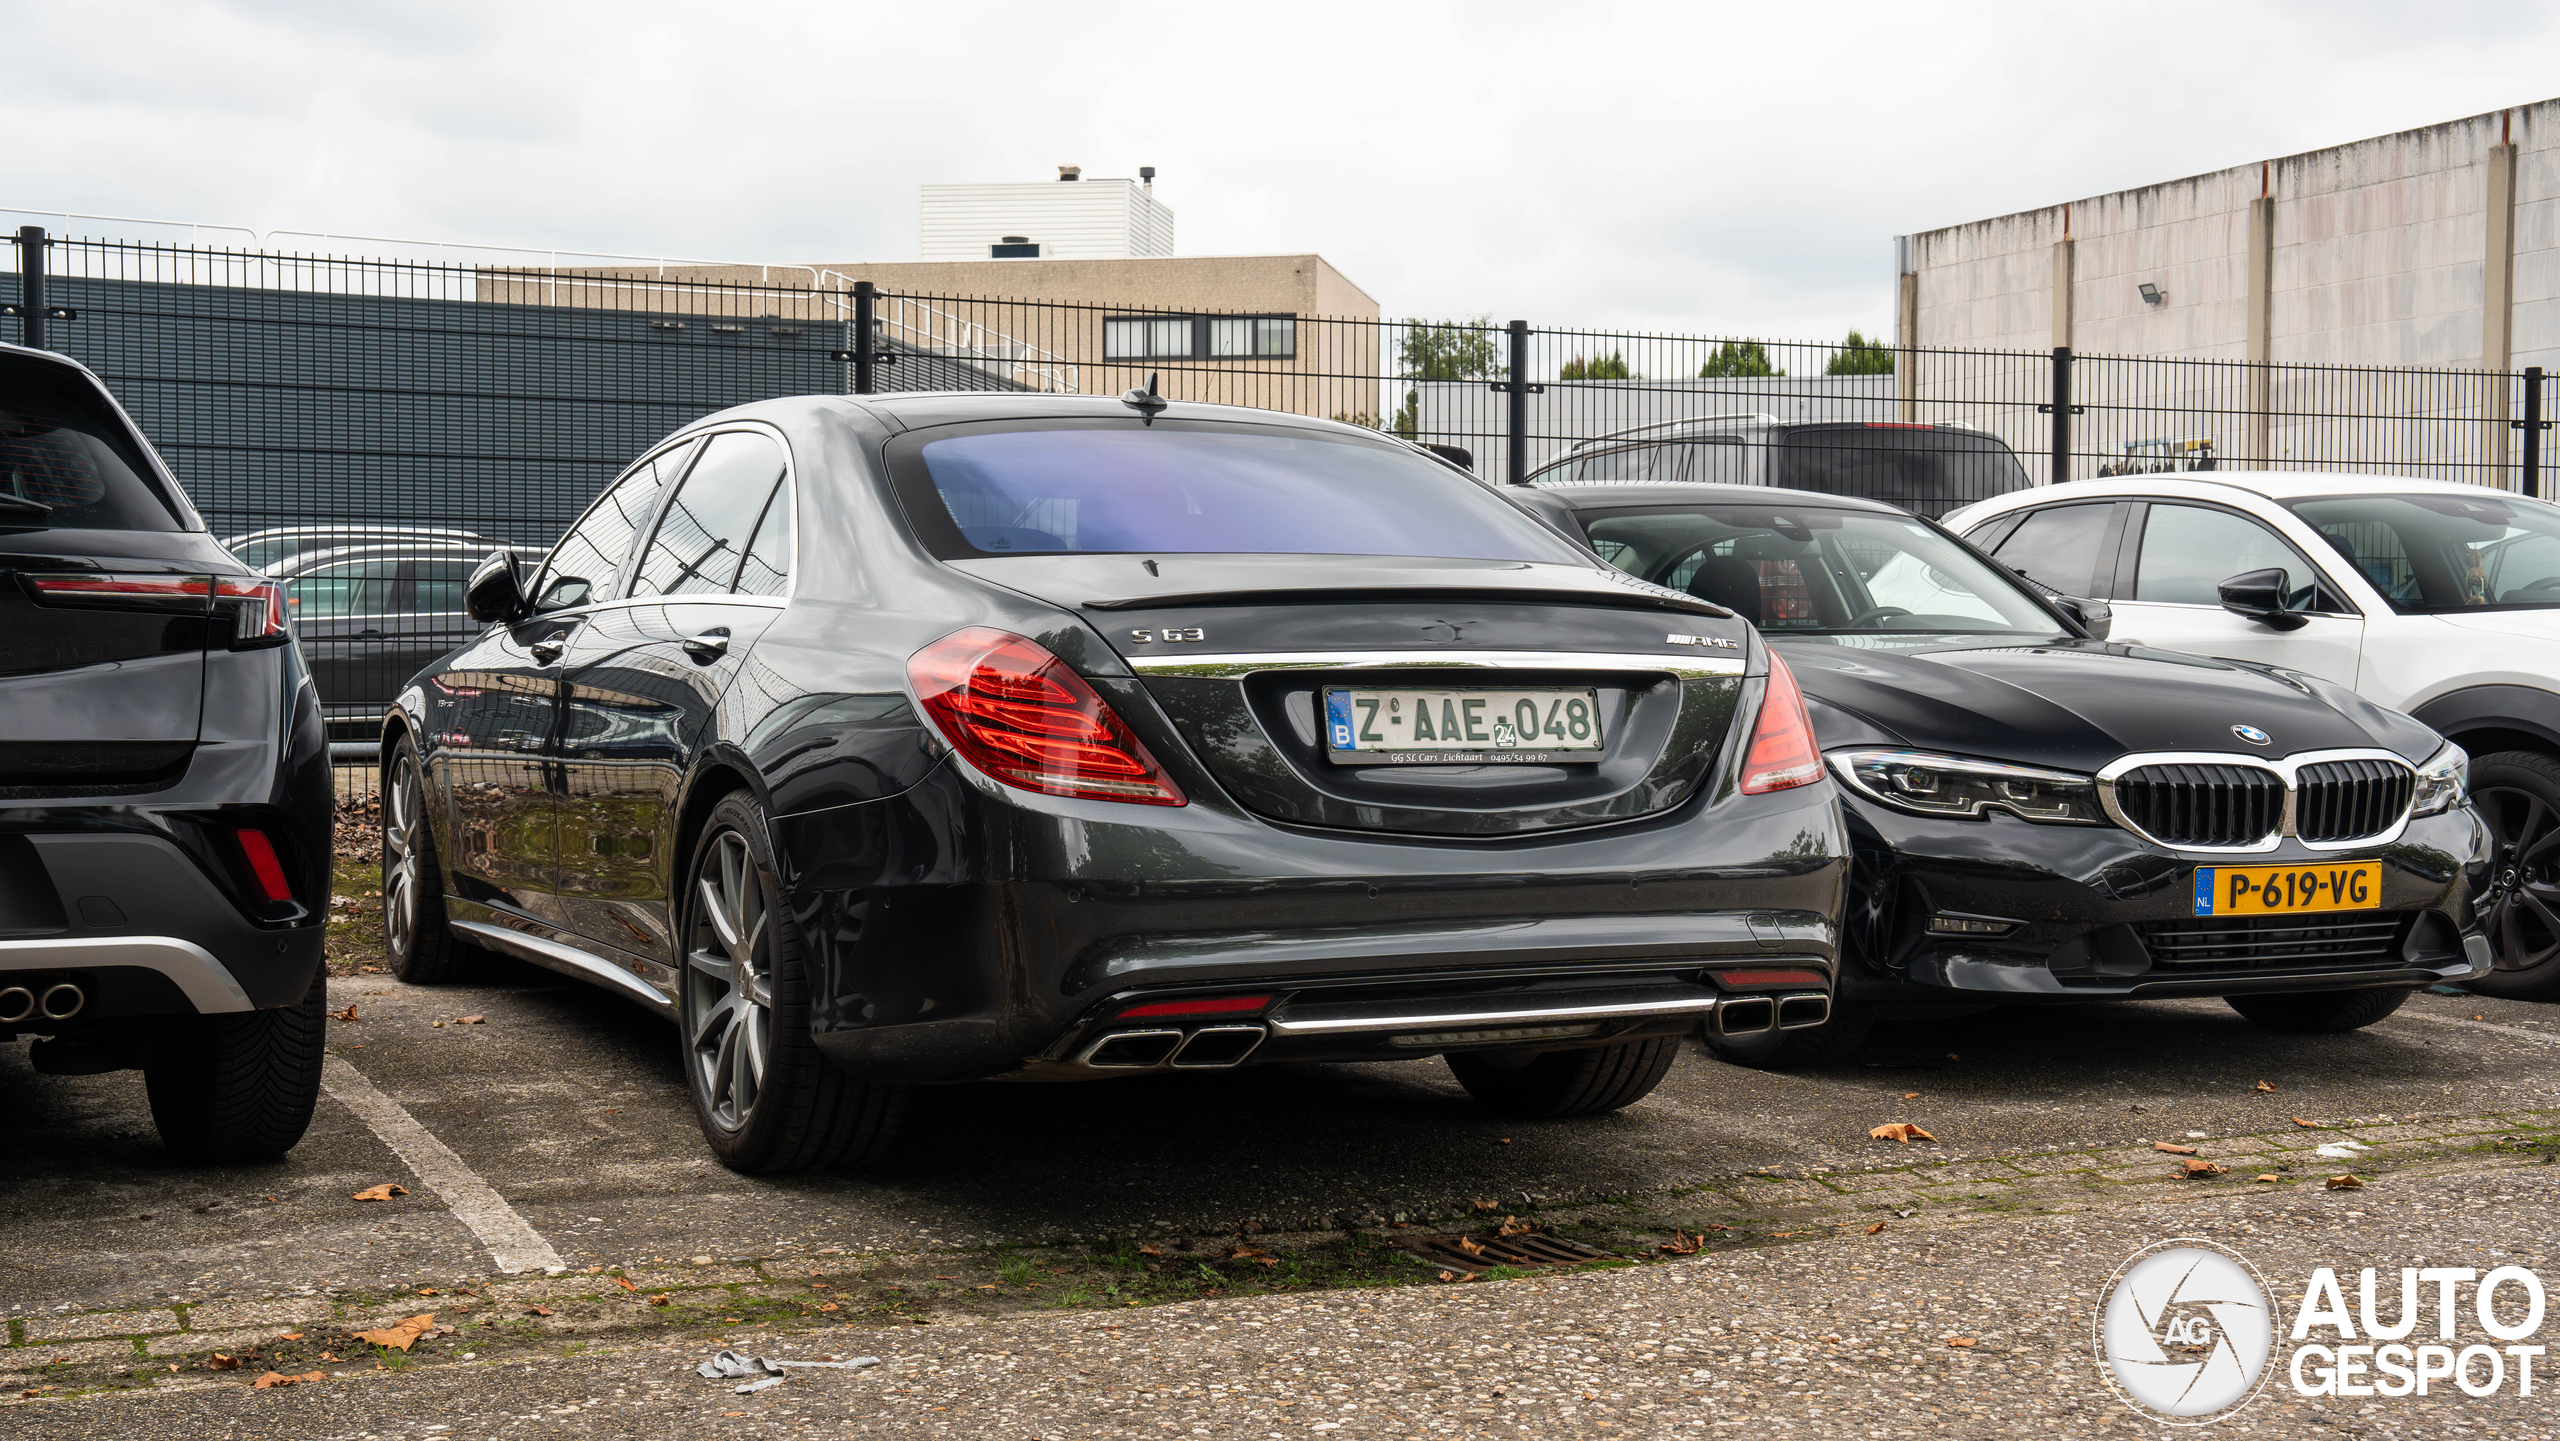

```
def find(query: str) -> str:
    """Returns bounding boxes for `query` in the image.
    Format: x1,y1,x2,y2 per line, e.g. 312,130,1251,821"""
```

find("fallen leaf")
1658,1230,1703,1256
1137,1244,1163,1257
1869,1123,1936,1144
2292,1117,2322,1128
649,1294,670,1307
350,1183,407,1202
1948,1337,1976,1347
352,1314,437,1351
279,1332,302,1341
1436,1271,1457,1282
2475,1014,2486,1022
1454,1236,1488,1257
318,1352,338,1362
612,1277,639,1291
2153,1142,2198,1155
2183,1159,2225,1178
1867,1221,1888,1235
457,1015,485,1024
817,1302,840,1312
332,1004,360,1022
1496,1137,1513,1145
206,1353,243,1370
1471,1199,1500,1213
2255,1080,2277,1092
1224,1243,1272,1261
251,1371,324,1389
1902,1092,1920,1099
527,1306,553,1317
1945,1053,1960,1062
2256,1174,2281,1183
416,1288,438,1297
1497,1215,1535,1238
431,1020,443,1028
2327,1174,2366,1190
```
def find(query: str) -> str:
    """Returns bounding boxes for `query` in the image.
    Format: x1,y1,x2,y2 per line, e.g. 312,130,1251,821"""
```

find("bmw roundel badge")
2231,724,2272,746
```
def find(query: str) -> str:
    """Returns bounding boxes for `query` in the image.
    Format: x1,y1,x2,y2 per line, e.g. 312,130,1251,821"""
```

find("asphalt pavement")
8,954,2560,1435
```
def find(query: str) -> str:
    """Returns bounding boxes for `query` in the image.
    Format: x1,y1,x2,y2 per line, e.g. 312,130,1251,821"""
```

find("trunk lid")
952,554,1754,836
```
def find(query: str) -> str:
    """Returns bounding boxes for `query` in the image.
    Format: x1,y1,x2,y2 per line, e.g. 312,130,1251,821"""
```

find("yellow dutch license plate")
2192,862,2383,917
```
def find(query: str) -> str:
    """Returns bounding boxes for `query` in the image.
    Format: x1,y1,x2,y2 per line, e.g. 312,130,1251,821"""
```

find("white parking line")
2393,1009,2560,1049
320,1054,566,1275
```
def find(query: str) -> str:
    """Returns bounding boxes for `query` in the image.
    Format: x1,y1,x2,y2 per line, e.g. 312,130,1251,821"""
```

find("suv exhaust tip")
1076,1029,1185,1068
0,986,33,1025
1714,996,1775,1036
38,983,85,1022
1168,1024,1267,1069
1777,993,1830,1029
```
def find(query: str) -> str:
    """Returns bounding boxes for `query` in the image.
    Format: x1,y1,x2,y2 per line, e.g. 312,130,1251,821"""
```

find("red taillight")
235,828,293,903
909,627,1186,806
1711,968,1828,988
216,577,290,642
24,573,211,612
1739,651,1824,795
1117,994,1272,1019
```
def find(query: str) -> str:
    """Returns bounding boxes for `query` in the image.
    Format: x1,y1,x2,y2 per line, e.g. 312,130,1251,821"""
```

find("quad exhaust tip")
38,983,84,1022
1714,996,1775,1036
1777,993,1830,1030
0,986,33,1025
1075,1024,1269,1071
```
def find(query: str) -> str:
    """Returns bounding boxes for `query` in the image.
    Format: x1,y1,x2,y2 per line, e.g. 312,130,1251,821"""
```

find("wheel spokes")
686,828,778,1129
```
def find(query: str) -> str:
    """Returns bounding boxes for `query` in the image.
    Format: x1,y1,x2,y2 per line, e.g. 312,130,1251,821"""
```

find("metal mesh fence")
5,229,2548,787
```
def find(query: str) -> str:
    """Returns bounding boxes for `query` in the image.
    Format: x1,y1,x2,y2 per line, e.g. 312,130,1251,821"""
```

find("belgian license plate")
2192,862,2383,917
1322,687,1602,764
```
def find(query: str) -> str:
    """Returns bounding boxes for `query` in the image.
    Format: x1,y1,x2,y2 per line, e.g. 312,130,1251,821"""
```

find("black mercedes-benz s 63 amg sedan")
1516,481,2494,1067
2,340,333,1160
382,392,1849,1170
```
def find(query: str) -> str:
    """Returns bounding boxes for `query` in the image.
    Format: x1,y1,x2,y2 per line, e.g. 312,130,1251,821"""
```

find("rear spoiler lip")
1082,586,1735,618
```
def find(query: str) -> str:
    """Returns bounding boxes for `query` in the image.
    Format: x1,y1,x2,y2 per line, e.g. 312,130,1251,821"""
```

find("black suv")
1,341,333,1160
1527,415,2029,519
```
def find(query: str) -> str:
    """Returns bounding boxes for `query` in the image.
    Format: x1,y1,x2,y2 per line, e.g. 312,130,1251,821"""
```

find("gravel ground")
9,1156,2556,1438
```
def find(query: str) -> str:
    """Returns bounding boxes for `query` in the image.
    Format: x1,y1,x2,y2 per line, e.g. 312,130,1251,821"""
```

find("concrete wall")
918,179,1175,261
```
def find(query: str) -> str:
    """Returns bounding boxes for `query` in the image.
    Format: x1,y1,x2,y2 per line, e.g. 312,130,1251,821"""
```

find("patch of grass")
995,1255,1037,1287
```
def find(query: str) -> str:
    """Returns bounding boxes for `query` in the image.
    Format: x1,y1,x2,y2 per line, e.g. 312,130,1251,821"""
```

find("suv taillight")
23,572,210,612
908,627,1186,806
215,577,291,646
1739,651,1824,795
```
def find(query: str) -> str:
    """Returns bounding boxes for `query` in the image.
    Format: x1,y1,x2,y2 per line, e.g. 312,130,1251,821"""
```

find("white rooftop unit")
918,167,1175,262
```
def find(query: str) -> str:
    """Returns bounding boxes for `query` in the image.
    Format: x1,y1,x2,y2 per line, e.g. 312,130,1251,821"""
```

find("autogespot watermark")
2093,1237,2549,1425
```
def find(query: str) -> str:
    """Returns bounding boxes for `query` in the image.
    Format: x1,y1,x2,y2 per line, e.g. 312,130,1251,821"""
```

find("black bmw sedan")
1512,481,2494,1067
382,393,1848,1170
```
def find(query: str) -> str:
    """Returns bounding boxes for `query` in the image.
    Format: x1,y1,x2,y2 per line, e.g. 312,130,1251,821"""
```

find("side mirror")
2218,567,2308,631
1423,443,1475,472
465,548,529,623
2055,595,2112,641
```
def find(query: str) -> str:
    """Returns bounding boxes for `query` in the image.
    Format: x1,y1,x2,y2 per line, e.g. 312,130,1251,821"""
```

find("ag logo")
2095,1239,2279,1424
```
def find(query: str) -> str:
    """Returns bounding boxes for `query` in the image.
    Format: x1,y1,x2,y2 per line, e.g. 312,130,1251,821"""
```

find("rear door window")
1769,426,2029,517
0,354,184,531
631,431,788,597
733,475,794,597
286,560,396,621
1990,503,2117,597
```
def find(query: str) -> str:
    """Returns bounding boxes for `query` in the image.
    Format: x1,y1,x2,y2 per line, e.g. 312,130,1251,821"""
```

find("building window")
1104,316,1199,360
1209,316,1296,359
990,240,1040,258
1103,315,1297,362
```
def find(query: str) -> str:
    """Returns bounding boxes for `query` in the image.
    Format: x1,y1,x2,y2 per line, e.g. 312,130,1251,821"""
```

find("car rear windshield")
1769,426,2028,518
0,354,184,531
906,424,1584,563
2289,492,2560,612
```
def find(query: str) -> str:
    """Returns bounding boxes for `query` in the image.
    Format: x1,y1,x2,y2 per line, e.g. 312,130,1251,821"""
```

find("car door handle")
681,629,731,662
530,639,566,665
356,628,382,638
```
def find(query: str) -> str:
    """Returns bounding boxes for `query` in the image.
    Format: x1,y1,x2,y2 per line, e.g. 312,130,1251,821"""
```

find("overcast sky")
6,0,2556,341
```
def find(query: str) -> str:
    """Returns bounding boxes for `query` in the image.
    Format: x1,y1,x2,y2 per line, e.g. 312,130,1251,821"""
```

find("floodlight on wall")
2138,282,2165,306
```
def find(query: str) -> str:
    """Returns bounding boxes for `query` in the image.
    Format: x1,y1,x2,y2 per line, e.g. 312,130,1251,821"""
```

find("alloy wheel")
383,755,422,958
2477,782,2560,975
686,831,773,1131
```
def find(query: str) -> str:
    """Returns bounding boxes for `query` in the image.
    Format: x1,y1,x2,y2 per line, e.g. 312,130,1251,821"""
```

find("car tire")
1444,1036,1682,1118
1697,998,1876,1070
144,964,327,1162
680,792,907,1173
2223,987,2412,1034
2463,750,2560,1000
383,735,487,984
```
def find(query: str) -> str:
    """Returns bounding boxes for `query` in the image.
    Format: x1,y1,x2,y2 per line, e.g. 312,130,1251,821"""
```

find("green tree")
1391,316,1501,436
1560,350,1636,380
1698,340,1783,378
1824,329,1895,376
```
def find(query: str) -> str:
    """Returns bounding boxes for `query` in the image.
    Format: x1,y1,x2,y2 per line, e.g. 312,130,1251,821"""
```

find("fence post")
14,226,44,350
1505,319,1529,485
2049,346,2072,485
851,280,877,395
2526,366,2546,500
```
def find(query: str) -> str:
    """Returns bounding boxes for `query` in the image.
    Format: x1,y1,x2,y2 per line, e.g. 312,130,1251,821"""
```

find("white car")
1945,472,2558,996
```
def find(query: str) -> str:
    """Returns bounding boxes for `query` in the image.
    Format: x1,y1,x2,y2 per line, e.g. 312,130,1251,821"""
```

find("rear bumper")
1836,798,2494,1005
784,761,1849,1082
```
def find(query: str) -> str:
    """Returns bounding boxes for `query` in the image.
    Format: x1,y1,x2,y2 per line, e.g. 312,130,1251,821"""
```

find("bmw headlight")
2409,741,2468,817
1832,748,2104,824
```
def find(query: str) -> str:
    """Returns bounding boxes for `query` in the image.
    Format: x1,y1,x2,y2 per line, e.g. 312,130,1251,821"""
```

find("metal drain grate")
1400,1231,1614,1277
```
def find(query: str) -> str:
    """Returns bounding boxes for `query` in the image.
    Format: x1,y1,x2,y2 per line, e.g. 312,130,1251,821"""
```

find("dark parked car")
0,341,333,1158
382,393,1849,1171
1525,414,2029,519
274,543,483,742
1511,481,2491,1065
